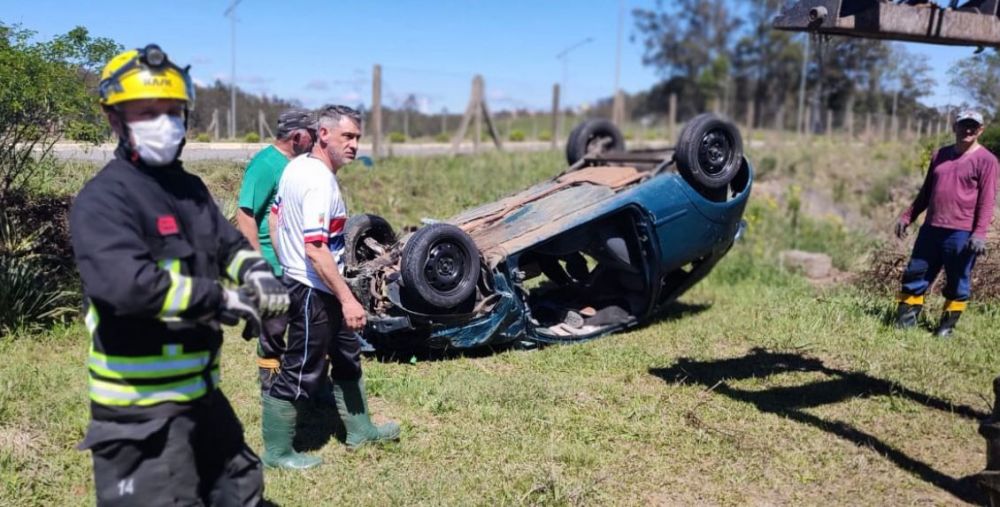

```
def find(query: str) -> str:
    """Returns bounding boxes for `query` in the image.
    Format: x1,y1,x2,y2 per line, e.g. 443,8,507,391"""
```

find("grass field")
3,147,999,505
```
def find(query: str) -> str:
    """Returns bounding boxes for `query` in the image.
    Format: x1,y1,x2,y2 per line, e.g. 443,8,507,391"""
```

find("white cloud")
241,75,273,85
305,80,330,91
487,89,513,103
417,96,432,114
339,91,362,103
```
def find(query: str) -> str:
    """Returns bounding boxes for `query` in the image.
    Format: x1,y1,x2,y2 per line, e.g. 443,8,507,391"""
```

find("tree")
630,1,936,130
0,23,121,202
186,80,300,139
632,0,742,116
949,50,1000,116
731,0,804,128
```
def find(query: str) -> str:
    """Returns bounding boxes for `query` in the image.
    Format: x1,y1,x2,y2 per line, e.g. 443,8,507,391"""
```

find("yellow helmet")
98,44,194,106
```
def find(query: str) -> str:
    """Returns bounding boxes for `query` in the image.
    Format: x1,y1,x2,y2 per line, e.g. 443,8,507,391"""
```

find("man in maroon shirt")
894,110,998,336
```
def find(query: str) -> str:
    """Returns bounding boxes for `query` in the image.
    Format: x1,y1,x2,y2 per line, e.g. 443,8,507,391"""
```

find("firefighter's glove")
894,219,909,239
244,270,289,319
967,237,987,255
219,286,262,338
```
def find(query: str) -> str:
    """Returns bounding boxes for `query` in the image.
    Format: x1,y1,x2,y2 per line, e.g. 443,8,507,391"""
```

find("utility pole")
556,37,594,140
224,0,243,139
551,84,560,149
796,33,810,135
372,64,382,158
612,0,625,126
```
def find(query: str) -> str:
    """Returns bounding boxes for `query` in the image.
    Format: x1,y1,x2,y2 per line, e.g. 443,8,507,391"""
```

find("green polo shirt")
238,145,289,275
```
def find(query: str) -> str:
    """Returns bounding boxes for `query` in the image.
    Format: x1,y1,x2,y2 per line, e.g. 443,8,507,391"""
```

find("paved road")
50,141,562,163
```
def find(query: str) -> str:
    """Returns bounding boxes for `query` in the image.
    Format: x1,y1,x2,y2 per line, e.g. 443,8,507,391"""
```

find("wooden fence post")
372,64,382,159
612,90,625,127
668,93,677,141
207,109,220,141
451,75,502,153
551,84,560,149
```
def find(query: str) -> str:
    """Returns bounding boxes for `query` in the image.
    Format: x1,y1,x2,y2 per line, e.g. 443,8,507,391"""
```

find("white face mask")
127,114,186,166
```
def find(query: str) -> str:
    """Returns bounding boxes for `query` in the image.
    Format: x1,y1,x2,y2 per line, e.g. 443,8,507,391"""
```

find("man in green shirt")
236,109,316,275
239,109,321,428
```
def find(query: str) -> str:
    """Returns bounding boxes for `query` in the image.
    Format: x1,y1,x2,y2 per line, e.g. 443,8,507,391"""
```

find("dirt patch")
860,235,1000,301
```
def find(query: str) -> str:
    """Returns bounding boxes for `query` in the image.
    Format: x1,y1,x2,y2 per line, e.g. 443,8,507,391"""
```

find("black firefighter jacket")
70,147,261,421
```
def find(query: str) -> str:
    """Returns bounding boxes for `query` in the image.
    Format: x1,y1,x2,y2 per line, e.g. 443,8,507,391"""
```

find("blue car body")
353,152,753,349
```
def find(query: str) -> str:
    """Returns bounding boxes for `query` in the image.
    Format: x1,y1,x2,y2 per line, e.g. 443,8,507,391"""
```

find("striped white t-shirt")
271,154,347,293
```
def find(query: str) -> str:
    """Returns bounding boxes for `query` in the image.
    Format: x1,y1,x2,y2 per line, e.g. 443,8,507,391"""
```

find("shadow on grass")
366,301,712,364
294,402,338,452
641,301,712,328
649,347,988,505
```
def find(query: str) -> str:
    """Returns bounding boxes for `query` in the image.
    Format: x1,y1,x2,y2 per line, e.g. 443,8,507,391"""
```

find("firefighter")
71,44,288,506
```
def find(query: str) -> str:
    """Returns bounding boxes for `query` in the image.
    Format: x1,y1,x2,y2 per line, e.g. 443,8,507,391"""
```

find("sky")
0,0,982,113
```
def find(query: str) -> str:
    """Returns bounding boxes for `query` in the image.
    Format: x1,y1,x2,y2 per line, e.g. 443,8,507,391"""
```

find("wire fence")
194,62,960,151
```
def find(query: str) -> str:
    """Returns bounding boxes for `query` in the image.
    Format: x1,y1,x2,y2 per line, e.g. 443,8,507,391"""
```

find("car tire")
400,223,479,310
344,213,396,267
674,113,743,190
565,119,626,166
564,122,586,165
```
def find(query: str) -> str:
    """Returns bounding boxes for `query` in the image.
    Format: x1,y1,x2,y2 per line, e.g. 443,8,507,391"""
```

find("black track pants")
81,390,262,506
266,280,360,401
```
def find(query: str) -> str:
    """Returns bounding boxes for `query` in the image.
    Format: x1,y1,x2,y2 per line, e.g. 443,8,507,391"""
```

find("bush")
979,123,1000,155
756,155,778,178
508,129,526,142
389,132,407,143
195,132,211,143
65,121,109,143
434,133,450,143
0,208,75,336
243,132,261,143
0,24,121,202
538,130,552,142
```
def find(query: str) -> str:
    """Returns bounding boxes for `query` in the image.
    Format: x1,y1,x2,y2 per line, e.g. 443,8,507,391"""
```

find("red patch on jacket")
157,215,179,236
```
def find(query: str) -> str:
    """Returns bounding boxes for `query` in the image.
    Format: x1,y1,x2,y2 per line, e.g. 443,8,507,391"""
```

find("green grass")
3,260,998,505
4,148,999,505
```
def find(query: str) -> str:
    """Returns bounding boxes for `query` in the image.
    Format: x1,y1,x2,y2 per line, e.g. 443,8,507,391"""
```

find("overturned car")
344,113,752,349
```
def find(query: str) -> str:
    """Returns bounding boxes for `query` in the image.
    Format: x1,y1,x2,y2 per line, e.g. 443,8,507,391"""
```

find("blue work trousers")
900,225,978,301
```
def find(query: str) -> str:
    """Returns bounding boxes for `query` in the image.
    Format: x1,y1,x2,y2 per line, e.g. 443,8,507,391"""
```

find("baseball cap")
955,110,984,125
276,109,316,138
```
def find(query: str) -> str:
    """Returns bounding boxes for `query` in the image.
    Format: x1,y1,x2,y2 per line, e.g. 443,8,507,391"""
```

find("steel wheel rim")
698,128,733,176
423,241,466,293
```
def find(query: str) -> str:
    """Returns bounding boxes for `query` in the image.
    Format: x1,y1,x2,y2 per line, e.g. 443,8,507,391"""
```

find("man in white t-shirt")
262,105,400,470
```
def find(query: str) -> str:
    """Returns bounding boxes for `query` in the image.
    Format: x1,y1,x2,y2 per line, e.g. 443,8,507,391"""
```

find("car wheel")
674,113,743,190
344,213,396,267
564,122,586,165
565,119,626,166
400,223,479,310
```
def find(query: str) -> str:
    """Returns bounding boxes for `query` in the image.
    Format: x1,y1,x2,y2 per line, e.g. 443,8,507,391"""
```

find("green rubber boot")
332,379,401,449
261,394,322,469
